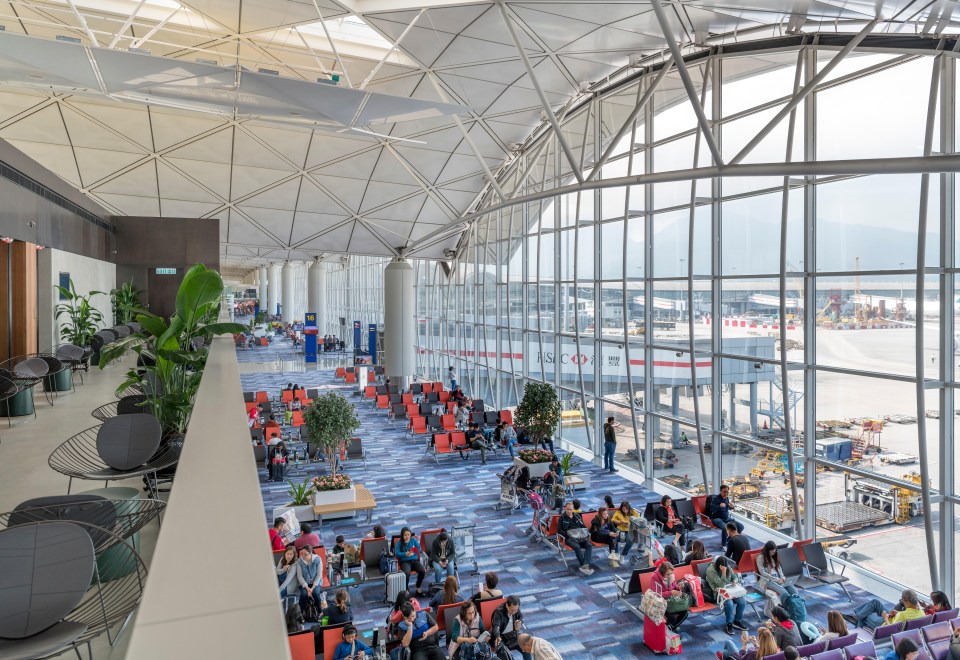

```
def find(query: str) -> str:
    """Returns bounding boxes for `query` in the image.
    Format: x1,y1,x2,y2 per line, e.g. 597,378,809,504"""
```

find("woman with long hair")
388,589,422,624
756,541,800,603
430,575,466,610
684,538,710,563
590,507,619,567
323,588,352,625
611,500,640,561
927,590,952,615
813,610,848,644
449,600,488,660
277,543,298,598
721,627,779,660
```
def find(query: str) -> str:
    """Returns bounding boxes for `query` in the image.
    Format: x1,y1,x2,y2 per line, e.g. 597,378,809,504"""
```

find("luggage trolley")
623,516,665,566
494,465,524,512
451,523,478,576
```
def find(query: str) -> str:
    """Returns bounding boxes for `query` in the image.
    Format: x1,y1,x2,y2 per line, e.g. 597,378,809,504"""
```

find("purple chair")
795,641,825,657
763,653,785,660
874,621,903,644
810,650,844,660
933,608,959,623
891,629,923,648
923,621,953,660
827,632,858,650
905,614,935,631
844,640,877,658
951,618,960,631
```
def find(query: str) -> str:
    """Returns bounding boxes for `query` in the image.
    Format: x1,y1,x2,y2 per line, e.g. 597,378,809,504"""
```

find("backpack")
782,592,808,625
379,550,392,576
302,596,320,622
705,494,721,518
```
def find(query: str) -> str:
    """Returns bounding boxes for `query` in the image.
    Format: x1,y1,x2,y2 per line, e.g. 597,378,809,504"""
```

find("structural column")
749,381,758,435
383,258,415,388
258,266,267,315
308,260,326,330
267,263,281,317
281,261,295,322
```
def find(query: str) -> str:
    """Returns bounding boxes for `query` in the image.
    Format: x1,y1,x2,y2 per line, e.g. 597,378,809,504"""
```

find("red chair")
438,391,450,403
255,391,269,403
288,630,314,660
433,382,443,393
436,601,464,633
294,389,308,401
422,382,433,394
692,496,715,528
345,372,357,384
315,546,331,588
320,622,349,658
406,403,420,418
792,538,813,561
499,410,513,425
364,385,376,400
266,427,282,442
281,390,293,403
245,401,257,412
738,548,762,575
450,431,469,453
479,597,506,630
441,414,457,432
368,371,376,383
446,402,456,413
402,393,414,405
410,416,427,435
377,394,390,411
335,367,346,379
430,434,453,461
291,410,305,427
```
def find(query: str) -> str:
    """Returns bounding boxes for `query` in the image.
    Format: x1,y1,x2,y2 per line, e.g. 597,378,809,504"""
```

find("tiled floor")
245,339,885,659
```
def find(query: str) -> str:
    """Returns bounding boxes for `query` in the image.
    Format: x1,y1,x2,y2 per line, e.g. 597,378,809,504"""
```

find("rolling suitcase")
385,570,406,603
643,617,681,654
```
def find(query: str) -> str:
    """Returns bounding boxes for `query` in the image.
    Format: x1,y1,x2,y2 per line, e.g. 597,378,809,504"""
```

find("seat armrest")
805,563,823,576
614,575,627,600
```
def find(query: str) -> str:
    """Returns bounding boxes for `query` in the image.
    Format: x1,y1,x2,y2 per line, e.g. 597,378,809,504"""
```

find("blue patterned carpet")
243,340,882,658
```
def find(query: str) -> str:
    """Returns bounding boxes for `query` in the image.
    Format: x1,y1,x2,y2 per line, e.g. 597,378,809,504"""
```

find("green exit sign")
155,268,177,275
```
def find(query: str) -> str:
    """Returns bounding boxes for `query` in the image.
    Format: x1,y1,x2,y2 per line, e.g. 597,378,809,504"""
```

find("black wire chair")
0,375,18,440
0,519,149,658
54,344,89,385
48,418,181,498
91,395,149,423
33,353,70,401
0,355,48,420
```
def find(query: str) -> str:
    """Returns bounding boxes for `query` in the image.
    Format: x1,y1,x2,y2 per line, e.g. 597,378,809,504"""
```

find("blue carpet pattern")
243,340,884,659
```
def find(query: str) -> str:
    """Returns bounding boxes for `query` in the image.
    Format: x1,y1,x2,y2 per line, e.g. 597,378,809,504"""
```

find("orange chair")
436,601,465,633
499,410,513,425
266,427,282,442
738,548,762,575
692,495,715,528
294,389,308,401
410,416,427,435
287,630,314,660
450,431,468,452
364,385,376,401
421,382,433,394
291,411,305,427
402,393,414,405
320,622,349,658
367,371,376,383
433,382,443,393
377,394,390,411
438,391,450,403
441,414,457,432
479,597,506,630
446,402,456,413
345,372,356,384
430,433,453,462
245,401,257,412
335,367,346,379
255,391,269,403
281,390,293,404
405,403,420,419
792,538,813,561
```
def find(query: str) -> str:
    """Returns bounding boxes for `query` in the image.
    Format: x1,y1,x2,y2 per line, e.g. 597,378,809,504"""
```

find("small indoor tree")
304,391,361,481
54,279,104,346
515,382,562,451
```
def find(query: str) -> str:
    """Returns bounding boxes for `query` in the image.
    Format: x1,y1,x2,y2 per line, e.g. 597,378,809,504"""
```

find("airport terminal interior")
1,0,960,658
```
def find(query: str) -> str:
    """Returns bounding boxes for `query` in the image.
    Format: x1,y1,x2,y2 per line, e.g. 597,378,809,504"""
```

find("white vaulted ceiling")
0,0,937,264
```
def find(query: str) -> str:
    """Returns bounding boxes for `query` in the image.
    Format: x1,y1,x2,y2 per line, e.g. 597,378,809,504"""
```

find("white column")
308,260,326,327
267,263,281,317
384,257,415,387
258,266,267,314
281,261,295,322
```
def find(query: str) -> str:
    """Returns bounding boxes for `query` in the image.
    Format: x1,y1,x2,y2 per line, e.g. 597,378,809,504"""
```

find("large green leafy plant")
515,382,562,451
54,279,104,346
101,264,245,434
303,391,361,478
111,280,143,325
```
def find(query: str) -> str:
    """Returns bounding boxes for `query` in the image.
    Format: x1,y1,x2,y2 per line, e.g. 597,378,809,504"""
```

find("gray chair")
0,356,47,418
346,437,366,468
802,542,853,600
48,414,180,498
112,326,131,339
0,519,149,657
54,344,88,384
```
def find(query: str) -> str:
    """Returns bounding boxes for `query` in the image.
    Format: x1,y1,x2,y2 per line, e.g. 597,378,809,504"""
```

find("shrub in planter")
303,391,361,478
312,473,353,492
517,448,553,464
515,382,561,451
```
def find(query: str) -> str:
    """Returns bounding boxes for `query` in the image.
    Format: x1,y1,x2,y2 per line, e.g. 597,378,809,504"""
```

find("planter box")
514,458,551,479
312,485,356,520
273,503,317,523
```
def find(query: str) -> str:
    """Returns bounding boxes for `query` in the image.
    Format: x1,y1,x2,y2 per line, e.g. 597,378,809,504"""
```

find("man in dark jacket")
558,501,593,575
428,532,456,584
724,522,751,566
709,484,744,548
491,596,533,660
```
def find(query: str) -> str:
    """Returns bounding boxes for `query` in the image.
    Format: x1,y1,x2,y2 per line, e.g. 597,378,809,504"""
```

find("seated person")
724,523,751,566
278,544,299,598
590,507,619,567
491,596,531,660
268,441,288,482
885,638,920,660
709,484,744,547
721,628,779,660
430,575,466,611
332,624,372,660
518,634,562,660
813,611,848,645
706,555,747,635
462,423,486,464
429,531,457,584
756,541,800,604
265,414,281,429
767,606,802,649
611,501,640,560
448,601,488,660
558,501,593,575
290,398,302,411
650,561,689,632
398,602,444,660
925,590,952,616
471,571,504,603
395,527,427,596
270,517,289,551
294,522,323,550
684,539,710,564
323,588,353,626
655,495,687,548
846,588,926,629
389,590,423,624
294,545,324,616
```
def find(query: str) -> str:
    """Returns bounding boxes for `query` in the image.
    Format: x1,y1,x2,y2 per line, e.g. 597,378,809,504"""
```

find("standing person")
756,541,800,603
429,531,457,584
655,495,687,548
558,501,594,575
590,507,619,567
448,366,458,391
603,416,618,473
724,523,752,566
706,556,747,635
709,484,745,548
518,634,563,660
395,527,428,596
491,596,532,660
502,422,518,458
295,545,324,616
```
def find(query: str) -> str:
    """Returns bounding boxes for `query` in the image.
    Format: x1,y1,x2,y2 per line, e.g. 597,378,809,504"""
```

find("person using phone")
332,624,372,660
449,601,489,660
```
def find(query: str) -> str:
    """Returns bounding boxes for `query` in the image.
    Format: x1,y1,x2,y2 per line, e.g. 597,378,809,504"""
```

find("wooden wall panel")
0,243,8,363
10,241,37,357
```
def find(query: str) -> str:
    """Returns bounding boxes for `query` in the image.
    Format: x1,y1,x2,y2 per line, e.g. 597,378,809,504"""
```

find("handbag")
640,589,667,626
666,629,682,655
716,584,747,607
666,593,690,613
682,574,704,607
566,528,588,542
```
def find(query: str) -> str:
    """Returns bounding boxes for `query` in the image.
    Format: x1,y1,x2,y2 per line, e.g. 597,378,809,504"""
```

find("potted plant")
54,278,104,347
516,447,554,479
272,476,317,523
304,391,360,511
515,382,562,451
557,450,590,491
310,474,355,512
111,280,143,326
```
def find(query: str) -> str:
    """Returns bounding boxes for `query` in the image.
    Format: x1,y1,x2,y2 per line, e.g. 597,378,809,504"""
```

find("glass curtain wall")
327,40,959,602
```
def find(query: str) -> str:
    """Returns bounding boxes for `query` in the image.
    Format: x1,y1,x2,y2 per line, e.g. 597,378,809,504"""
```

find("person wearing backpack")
709,484,744,548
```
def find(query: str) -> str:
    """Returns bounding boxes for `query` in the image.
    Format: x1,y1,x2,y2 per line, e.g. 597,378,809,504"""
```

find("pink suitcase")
644,617,681,655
